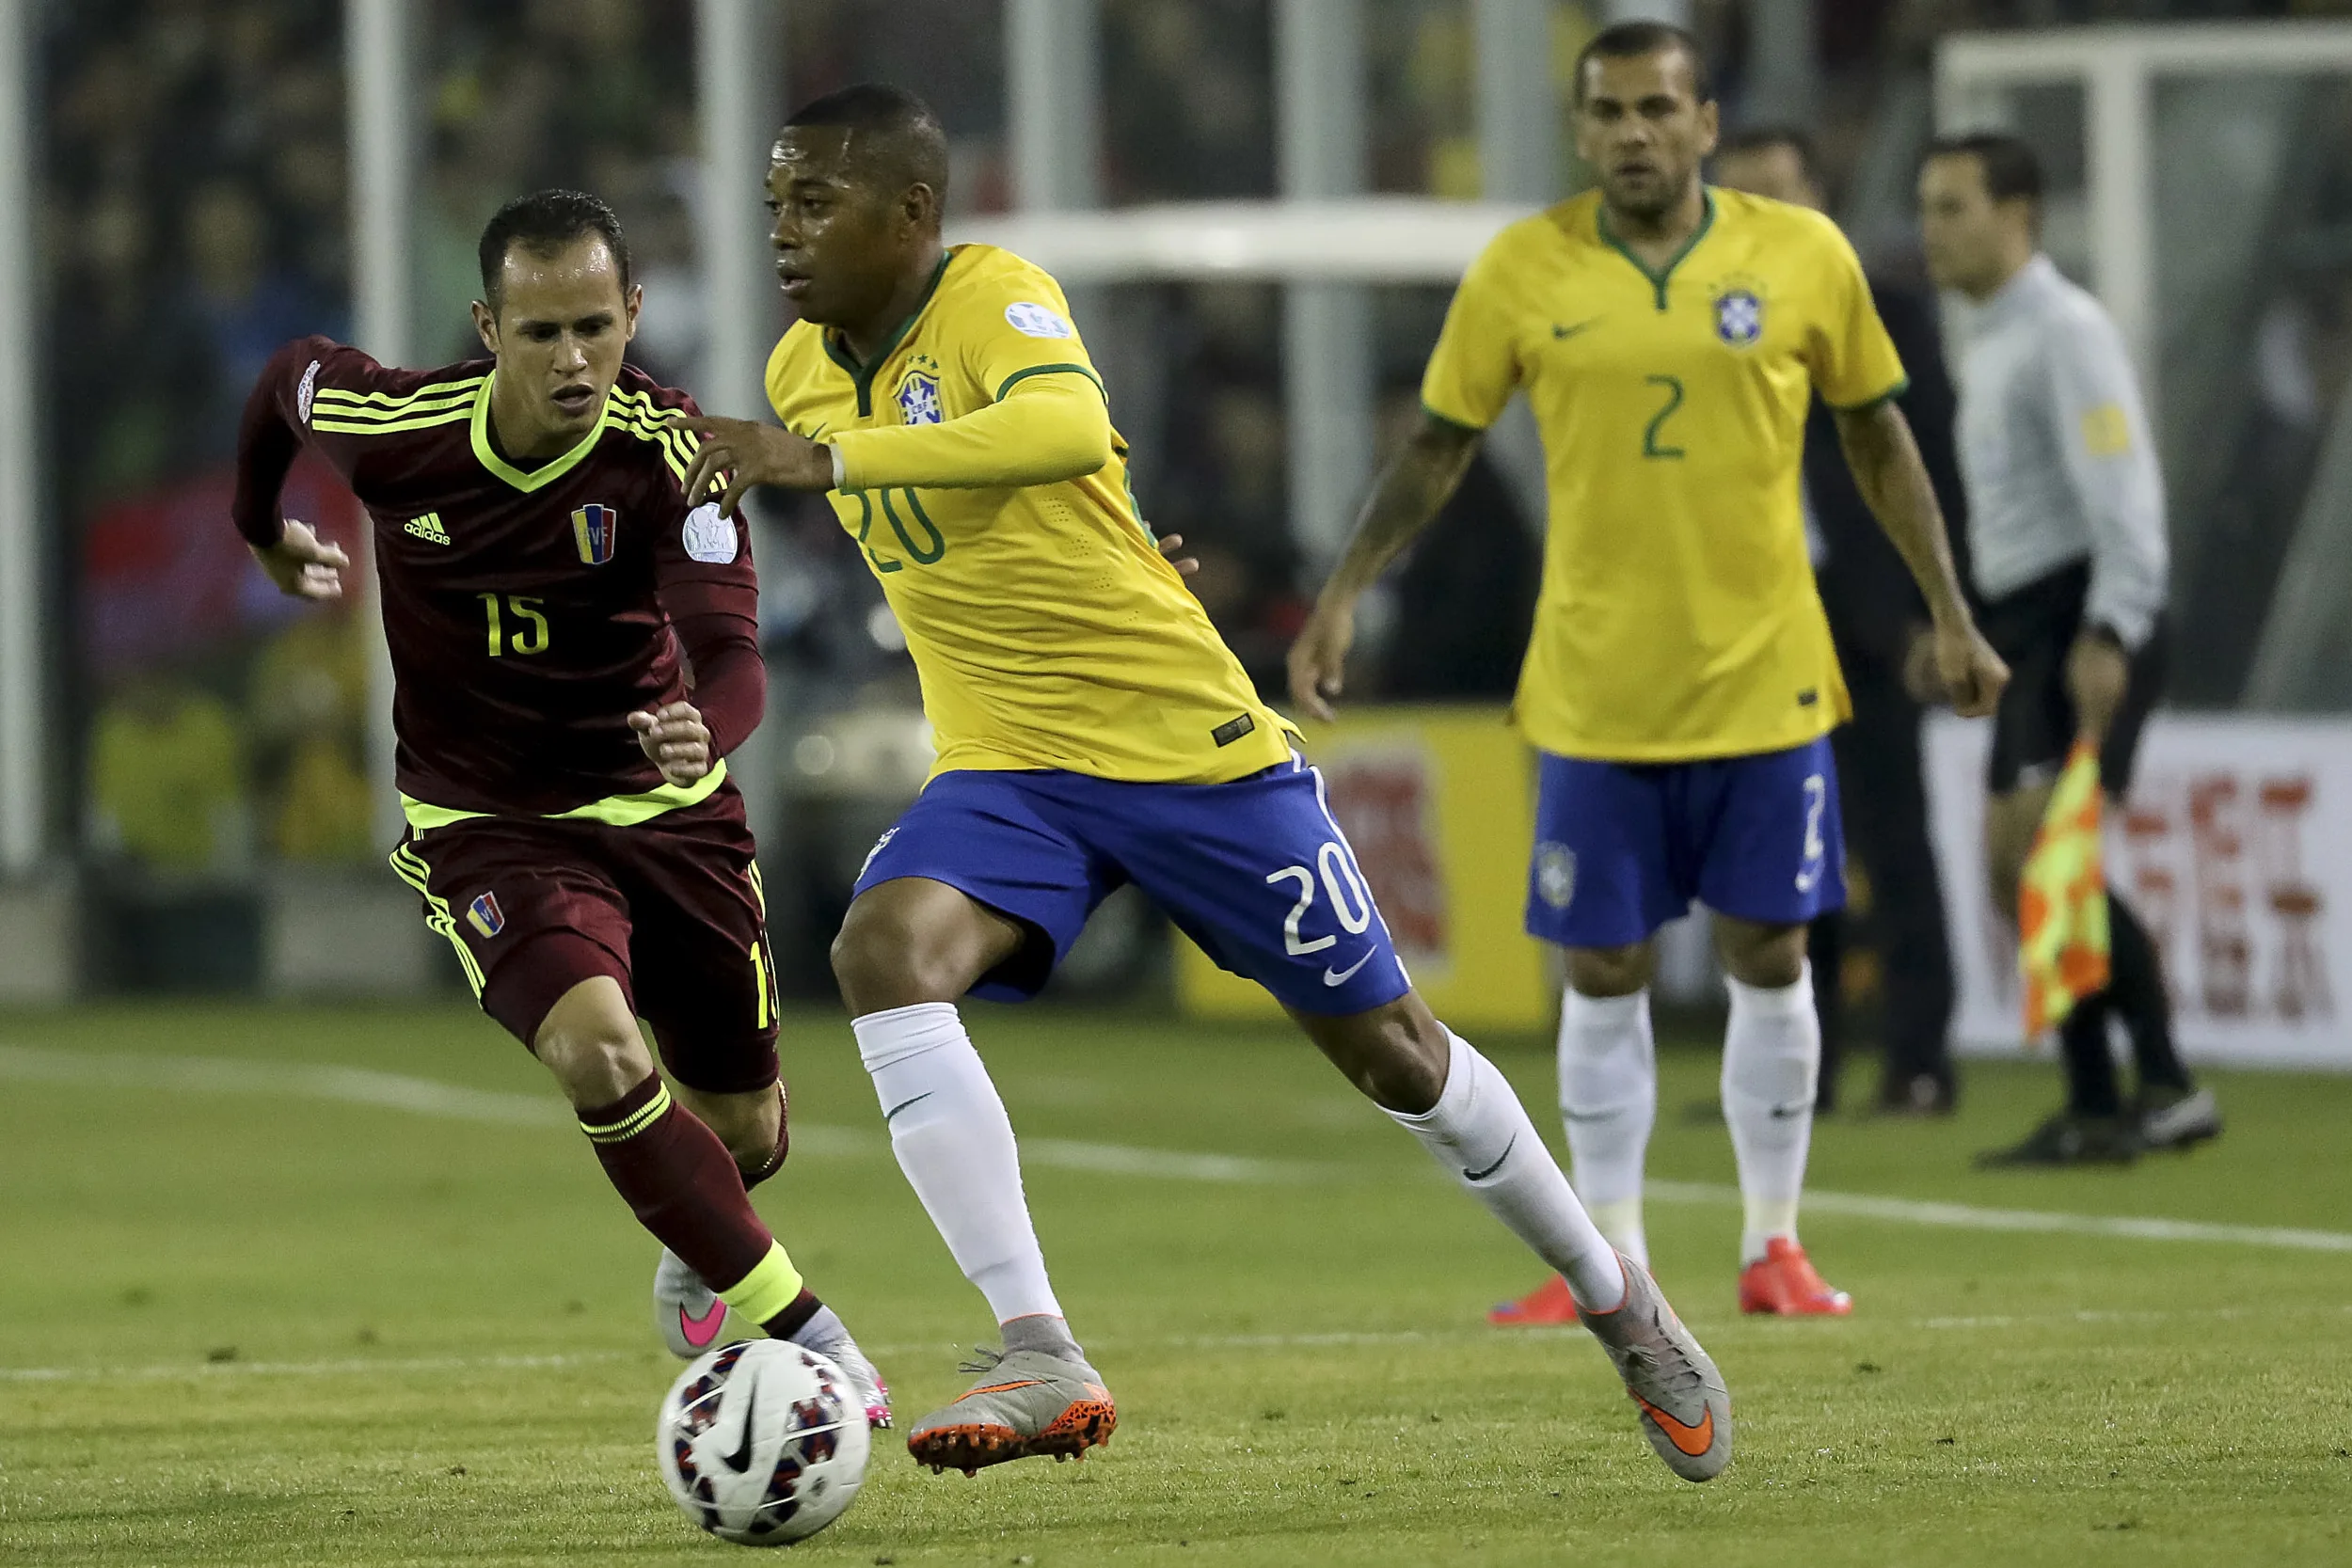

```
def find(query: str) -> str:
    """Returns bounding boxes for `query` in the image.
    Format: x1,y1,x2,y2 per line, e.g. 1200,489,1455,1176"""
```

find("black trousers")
1814,652,1957,1105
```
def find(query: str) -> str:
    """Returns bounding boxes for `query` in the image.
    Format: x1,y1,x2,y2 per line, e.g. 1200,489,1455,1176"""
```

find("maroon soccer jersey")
233,337,760,816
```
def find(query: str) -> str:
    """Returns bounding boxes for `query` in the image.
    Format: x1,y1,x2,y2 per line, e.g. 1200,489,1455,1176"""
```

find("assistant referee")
1917,133,2220,1165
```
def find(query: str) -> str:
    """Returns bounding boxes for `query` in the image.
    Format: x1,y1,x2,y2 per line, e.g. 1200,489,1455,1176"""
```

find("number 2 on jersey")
478,593,549,657
1643,374,1686,459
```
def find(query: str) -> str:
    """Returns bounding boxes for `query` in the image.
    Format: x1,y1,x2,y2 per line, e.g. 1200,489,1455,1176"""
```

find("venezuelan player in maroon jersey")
230,189,886,1424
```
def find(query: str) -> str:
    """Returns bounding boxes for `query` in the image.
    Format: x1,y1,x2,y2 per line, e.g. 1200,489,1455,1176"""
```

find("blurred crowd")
36,0,2352,988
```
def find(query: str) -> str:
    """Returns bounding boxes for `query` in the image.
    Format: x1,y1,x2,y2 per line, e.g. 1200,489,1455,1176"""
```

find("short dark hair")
1924,132,2044,207
782,82,950,197
477,189,632,310
1719,125,1817,179
1573,21,1713,105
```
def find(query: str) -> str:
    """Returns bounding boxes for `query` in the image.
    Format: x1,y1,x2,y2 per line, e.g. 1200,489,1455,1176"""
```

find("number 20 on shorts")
1265,841,1375,956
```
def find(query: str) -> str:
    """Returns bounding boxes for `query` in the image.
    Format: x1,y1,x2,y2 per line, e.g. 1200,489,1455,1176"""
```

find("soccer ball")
657,1339,871,1546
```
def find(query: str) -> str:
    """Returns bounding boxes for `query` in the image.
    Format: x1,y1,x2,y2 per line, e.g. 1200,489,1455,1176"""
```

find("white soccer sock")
1387,1032,1625,1310
1721,965,1821,1266
853,1003,1067,1328
1556,987,1657,1268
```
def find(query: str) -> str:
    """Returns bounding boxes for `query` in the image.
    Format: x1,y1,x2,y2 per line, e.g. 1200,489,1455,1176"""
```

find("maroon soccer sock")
579,1073,778,1296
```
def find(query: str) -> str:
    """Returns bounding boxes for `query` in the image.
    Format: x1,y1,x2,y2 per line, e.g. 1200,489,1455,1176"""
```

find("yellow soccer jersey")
1422,187,1907,762
765,245,1291,784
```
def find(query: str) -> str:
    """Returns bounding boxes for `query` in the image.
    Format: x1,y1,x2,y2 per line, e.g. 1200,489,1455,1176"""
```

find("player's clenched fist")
1931,618,2010,720
630,701,714,786
249,517,350,602
667,412,834,517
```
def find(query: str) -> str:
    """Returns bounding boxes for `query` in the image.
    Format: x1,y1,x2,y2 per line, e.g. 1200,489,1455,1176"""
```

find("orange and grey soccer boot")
1738,1236,1853,1316
906,1346,1117,1476
1578,1253,1734,1482
1487,1273,1581,1326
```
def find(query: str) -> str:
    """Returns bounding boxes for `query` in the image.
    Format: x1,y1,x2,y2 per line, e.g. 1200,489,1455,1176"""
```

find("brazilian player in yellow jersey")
677,83,1734,1488
1295,24,2009,1324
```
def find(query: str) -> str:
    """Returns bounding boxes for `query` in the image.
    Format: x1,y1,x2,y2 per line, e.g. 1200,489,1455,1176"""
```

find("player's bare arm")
1288,413,1481,721
247,516,350,602
1830,397,2009,718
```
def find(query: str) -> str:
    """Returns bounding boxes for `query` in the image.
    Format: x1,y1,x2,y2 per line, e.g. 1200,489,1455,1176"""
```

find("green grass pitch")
3,1001,2348,1565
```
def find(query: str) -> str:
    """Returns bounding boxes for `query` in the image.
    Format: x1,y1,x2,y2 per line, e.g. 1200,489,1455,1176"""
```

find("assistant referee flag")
2019,740,2111,1036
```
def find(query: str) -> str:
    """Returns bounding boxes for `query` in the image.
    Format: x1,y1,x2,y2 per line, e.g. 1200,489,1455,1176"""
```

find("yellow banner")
1176,706,1553,1029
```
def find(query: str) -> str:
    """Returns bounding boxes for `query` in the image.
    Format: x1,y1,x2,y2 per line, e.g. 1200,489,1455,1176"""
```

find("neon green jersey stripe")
400,758,726,835
311,377,485,411
311,388,483,418
312,411,472,436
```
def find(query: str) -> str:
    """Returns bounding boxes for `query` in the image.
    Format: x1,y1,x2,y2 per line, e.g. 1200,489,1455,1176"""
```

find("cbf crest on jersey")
896,355,944,426
1713,283,1766,348
572,502,619,565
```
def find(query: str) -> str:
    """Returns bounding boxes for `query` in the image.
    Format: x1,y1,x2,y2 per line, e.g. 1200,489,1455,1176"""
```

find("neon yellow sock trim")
579,1084,673,1144
719,1242,804,1326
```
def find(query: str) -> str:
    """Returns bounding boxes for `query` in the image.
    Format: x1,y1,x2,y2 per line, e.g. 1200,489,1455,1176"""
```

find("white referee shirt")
1952,254,2169,647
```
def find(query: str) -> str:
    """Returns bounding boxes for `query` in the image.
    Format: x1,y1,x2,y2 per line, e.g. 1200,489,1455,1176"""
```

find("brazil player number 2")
1642,374,1686,460
1796,772,1827,894
1266,842,1374,956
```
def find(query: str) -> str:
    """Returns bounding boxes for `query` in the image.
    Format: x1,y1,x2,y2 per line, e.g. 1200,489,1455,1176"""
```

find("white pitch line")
1645,1180,2352,1254
0,1044,558,1127
8,1045,2352,1252
0,1351,630,1385
0,1046,1321,1185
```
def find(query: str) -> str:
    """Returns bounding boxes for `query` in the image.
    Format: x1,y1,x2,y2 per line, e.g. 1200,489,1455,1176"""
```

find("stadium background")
5,0,2350,1071
7,6,2352,1565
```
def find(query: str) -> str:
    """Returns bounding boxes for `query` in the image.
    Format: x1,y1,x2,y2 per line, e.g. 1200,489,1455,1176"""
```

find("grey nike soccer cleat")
905,1346,1117,1476
1577,1253,1735,1482
787,1305,894,1431
654,1251,893,1429
2136,1085,2222,1151
654,1247,735,1359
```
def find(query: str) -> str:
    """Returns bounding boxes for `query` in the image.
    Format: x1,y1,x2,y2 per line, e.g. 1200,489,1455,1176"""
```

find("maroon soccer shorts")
390,788,781,1093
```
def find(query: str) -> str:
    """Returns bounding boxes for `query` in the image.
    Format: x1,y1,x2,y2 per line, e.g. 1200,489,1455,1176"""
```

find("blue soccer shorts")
852,757,1412,1016
1524,735,1846,950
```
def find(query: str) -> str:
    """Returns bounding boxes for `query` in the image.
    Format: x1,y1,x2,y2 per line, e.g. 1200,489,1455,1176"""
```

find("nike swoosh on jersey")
1463,1132,1517,1182
1767,1100,1813,1119
1552,318,1602,340
678,1299,728,1349
884,1092,933,1122
1323,951,1375,987
721,1383,759,1473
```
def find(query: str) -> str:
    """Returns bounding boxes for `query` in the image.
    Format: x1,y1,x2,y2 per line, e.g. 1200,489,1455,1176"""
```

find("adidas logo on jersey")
405,512,450,546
